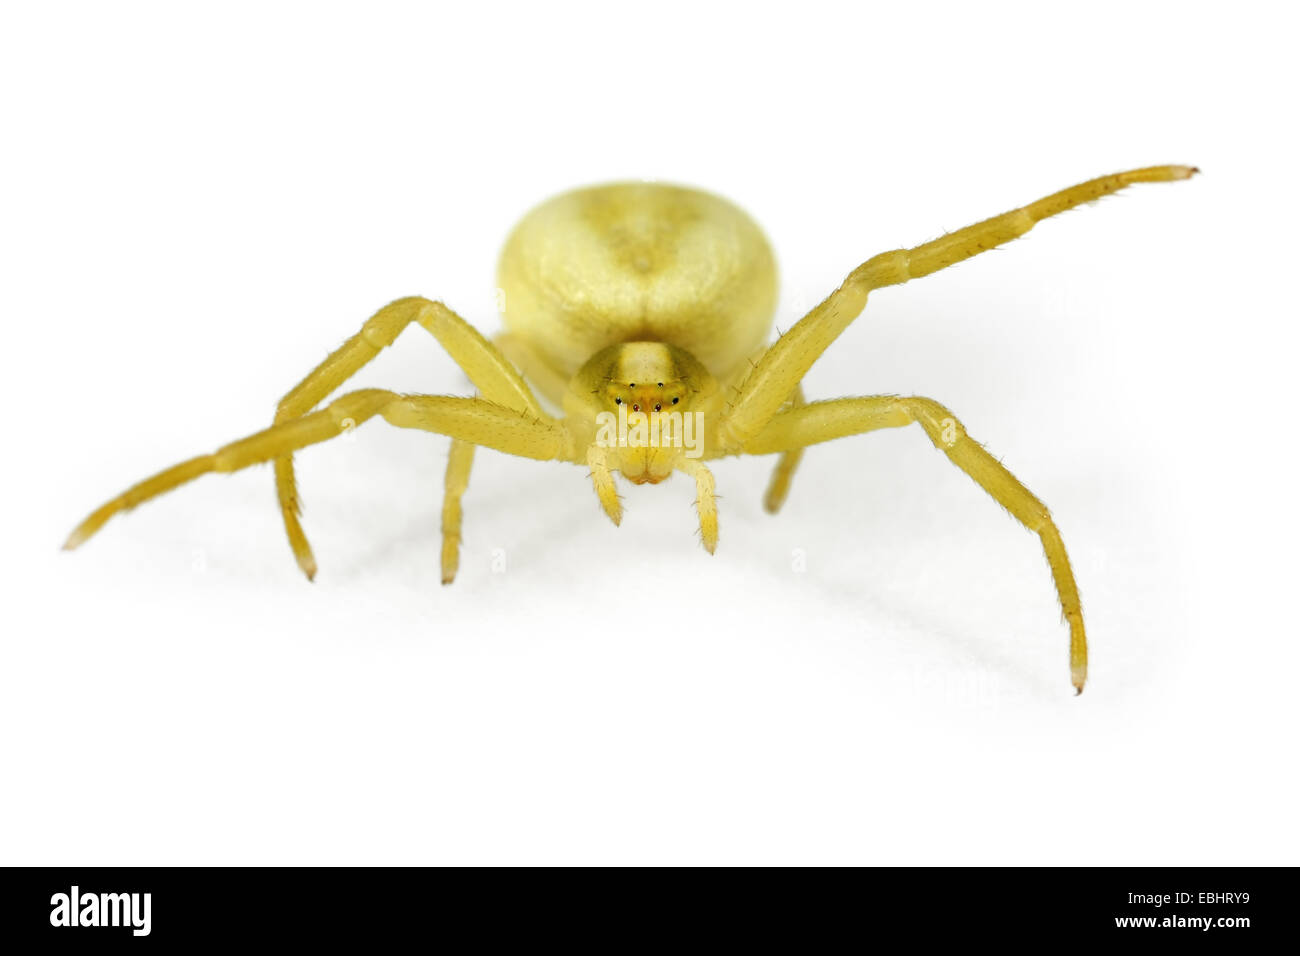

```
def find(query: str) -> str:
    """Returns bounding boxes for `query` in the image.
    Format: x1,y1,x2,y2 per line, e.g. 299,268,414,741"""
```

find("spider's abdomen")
496,182,777,382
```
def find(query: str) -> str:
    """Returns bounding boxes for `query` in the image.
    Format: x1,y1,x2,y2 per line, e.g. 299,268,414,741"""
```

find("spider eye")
672,397,679,404
614,397,622,405
654,403,661,412
632,404,640,412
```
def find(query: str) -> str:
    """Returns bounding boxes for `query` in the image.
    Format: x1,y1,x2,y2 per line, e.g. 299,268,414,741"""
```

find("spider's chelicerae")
65,165,1198,693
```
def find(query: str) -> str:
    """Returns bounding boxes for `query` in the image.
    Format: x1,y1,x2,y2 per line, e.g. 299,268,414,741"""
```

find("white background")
2,1,1296,865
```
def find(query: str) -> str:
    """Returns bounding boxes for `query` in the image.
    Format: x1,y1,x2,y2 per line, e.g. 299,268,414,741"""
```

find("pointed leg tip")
291,546,318,581
62,520,96,551
1175,164,1200,179
64,512,105,548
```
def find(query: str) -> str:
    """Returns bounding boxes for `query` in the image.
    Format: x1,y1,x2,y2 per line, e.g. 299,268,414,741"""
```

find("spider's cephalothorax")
565,340,719,486
65,167,1200,693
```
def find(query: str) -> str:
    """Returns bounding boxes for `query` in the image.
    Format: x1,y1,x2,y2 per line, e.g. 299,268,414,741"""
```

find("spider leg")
272,296,544,579
439,438,474,585
714,351,806,514
63,390,569,556
762,384,806,513
716,165,1197,449
439,333,569,584
744,395,1087,694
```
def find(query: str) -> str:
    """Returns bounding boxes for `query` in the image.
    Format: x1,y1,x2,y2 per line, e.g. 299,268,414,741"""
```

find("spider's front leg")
744,395,1087,693
63,390,570,555
717,165,1197,446
272,297,544,579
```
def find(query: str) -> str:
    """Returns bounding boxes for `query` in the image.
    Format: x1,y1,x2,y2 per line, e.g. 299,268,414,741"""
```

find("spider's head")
569,342,717,484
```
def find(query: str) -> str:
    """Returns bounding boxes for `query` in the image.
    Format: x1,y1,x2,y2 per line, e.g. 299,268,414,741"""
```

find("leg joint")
361,296,431,349
848,249,912,291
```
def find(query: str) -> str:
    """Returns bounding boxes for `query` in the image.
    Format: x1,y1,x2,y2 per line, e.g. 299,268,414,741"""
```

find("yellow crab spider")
64,165,1198,693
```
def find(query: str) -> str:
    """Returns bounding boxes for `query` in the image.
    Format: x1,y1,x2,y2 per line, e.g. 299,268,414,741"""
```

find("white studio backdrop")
1,1,1296,864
